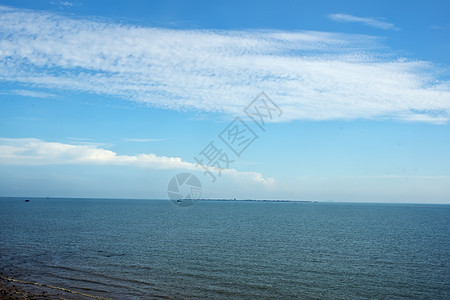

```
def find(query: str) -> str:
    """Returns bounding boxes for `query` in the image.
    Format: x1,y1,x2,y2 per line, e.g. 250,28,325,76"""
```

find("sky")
0,0,449,203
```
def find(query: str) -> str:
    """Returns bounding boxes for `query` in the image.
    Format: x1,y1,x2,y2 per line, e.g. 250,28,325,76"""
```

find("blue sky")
0,0,449,203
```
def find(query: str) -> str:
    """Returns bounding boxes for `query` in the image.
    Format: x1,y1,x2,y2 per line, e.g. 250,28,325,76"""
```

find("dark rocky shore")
0,275,106,300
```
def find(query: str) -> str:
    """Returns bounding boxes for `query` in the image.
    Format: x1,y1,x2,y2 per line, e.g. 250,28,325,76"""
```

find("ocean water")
0,198,449,299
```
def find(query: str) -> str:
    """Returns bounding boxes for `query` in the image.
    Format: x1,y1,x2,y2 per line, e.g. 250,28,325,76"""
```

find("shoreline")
0,275,109,300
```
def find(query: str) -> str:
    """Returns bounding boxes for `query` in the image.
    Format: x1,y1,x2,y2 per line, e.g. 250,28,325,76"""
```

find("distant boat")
25,199,30,202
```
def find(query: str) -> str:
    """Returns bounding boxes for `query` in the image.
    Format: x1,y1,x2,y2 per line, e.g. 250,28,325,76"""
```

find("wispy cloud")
50,1,74,9
123,138,166,143
0,137,273,185
1,89,56,98
0,6,448,123
329,13,400,30
63,137,112,148
429,24,450,30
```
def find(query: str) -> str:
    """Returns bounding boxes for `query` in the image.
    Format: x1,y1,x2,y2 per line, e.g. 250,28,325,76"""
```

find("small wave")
44,264,159,288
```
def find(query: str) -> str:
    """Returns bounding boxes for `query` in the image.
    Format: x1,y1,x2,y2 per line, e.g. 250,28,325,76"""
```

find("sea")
0,198,449,299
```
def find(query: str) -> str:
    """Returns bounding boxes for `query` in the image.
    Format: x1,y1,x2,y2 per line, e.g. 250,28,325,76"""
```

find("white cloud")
329,13,400,30
0,6,449,123
0,137,273,186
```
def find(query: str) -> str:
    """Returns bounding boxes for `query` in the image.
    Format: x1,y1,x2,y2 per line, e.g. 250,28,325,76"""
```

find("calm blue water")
0,198,449,299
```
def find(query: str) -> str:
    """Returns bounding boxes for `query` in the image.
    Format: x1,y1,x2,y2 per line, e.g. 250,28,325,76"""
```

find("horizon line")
1,196,449,205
